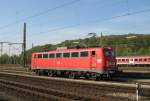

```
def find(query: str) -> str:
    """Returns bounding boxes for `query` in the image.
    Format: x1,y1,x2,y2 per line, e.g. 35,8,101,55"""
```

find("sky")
0,0,150,52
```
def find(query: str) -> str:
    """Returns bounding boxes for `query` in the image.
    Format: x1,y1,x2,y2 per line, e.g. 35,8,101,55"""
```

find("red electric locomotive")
31,47,118,79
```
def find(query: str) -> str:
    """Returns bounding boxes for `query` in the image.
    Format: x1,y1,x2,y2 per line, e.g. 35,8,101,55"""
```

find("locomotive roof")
32,47,107,54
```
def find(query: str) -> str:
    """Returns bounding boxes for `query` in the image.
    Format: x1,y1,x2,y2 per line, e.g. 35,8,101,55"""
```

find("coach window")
43,54,48,58
63,52,70,58
139,58,142,61
135,59,138,61
71,52,79,57
56,53,62,58
144,58,147,61
49,54,55,58
122,59,125,61
38,54,42,58
80,51,88,57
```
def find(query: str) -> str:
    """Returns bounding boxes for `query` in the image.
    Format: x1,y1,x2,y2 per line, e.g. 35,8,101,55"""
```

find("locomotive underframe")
32,66,117,80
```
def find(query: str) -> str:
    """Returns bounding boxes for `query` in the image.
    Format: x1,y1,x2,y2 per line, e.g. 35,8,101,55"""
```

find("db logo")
57,61,60,65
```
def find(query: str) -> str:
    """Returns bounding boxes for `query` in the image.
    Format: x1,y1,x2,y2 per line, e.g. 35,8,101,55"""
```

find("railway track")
1,69,150,86
0,79,93,101
0,69,34,75
0,72,150,101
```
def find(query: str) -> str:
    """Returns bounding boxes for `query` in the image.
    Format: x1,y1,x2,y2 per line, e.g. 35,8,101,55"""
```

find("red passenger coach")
116,56,150,66
31,47,117,79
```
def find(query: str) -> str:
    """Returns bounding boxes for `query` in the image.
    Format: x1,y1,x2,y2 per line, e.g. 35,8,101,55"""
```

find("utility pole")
100,32,103,47
0,42,3,56
23,23,26,67
8,43,12,64
32,43,34,49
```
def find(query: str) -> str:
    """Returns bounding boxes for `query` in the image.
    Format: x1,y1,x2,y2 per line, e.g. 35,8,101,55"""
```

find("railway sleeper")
0,79,107,101
1,74,149,101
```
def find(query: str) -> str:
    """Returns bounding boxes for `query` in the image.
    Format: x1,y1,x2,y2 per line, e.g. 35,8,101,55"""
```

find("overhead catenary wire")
0,0,80,30
126,0,130,14
1,0,150,46
30,8,150,36
27,0,124,28
0,0,123,36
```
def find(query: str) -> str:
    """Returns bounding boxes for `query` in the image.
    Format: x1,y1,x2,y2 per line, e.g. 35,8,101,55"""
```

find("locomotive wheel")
35,70,39,75
96,76,100,81
101,74,112,81
85,73,90,79
85,76,89,79
48,71,53,77
107,74,112,80
35,70,42,76
96,75,102,81
68,72,76,79
68,72,80,79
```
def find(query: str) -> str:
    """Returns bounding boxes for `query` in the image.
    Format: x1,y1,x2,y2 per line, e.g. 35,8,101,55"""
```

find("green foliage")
0,33,150,65
0,54,21,64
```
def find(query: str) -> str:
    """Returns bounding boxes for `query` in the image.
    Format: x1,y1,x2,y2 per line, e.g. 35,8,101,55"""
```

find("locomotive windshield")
104,48,115,57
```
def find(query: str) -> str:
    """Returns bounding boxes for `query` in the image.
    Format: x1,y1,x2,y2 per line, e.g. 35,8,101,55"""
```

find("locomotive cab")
103,48,118,74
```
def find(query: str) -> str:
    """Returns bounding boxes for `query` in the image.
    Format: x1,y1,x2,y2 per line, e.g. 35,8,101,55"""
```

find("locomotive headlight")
97,59,102,63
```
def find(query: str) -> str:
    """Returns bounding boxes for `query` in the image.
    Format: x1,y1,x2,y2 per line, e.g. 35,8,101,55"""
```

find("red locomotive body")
116,56,150,66
31,47,117,79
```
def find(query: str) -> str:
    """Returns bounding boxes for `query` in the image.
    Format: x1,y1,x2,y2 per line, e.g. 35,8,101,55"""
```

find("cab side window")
43,54,48,58
56,53,62,58
38,54,42,58
71,52,79,57
91,51,95,56
80,51,88,57
63,52,70,58
49,54,55,58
